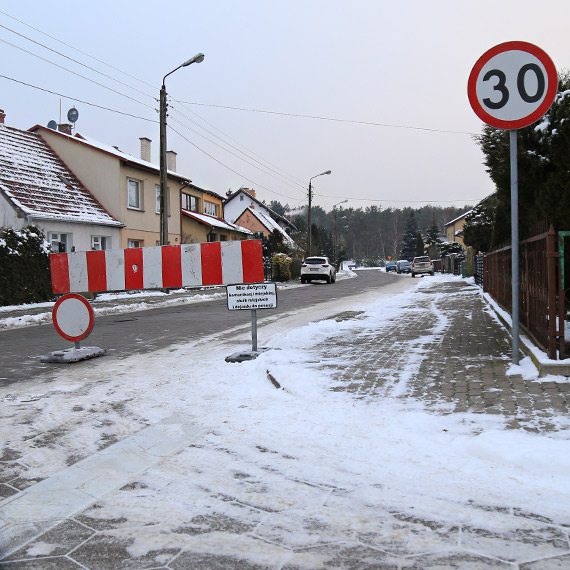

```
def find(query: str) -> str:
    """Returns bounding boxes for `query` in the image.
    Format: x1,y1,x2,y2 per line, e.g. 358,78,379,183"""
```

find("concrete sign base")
40,346,106,363
225,347,271,363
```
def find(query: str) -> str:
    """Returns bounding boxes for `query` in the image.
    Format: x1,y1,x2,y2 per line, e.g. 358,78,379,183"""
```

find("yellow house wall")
446,218,466,247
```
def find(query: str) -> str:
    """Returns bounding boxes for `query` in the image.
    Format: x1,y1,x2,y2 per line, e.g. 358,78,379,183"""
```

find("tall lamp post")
333,199,348,264
307,170,331,256
160,53,204,246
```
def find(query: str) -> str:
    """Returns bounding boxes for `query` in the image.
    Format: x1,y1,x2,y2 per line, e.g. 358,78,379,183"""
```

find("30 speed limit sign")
468,41,557,129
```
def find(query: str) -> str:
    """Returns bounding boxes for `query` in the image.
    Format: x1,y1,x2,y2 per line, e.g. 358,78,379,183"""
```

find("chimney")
139,137,151,162
58,123,72,135
166,150,177,172
243,188,256,199
0,109,5,124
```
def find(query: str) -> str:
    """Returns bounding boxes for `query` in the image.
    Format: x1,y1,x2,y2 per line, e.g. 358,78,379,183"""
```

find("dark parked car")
385,261,397,272
396,260,411,274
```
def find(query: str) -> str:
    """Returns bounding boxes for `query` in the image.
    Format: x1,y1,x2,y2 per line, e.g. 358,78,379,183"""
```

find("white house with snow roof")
0,115,123,252
224,188,298,249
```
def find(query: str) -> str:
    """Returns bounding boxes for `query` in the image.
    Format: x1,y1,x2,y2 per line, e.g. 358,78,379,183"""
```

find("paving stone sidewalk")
1,279,569,569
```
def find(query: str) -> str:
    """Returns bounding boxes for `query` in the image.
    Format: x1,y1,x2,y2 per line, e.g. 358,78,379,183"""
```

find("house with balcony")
181,181,252,242
0,113,122,251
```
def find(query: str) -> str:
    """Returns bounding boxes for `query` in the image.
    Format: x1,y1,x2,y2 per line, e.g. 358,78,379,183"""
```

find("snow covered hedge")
0,226,54,306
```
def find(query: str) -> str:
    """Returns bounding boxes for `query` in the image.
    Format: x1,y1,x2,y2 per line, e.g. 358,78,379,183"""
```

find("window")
207,233,217,242
220,234,228,241
182,193,199,212
155,185,161,214
127,179,142,210
91,236,109,250
128,239,142,248
49,232,70,252
204,200,219,217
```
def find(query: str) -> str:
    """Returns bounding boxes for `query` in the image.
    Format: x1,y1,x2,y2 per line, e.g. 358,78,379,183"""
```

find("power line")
168,125,300,202
0,22,155,101
178,101,477,136
0,37,154,109
0,74,157,122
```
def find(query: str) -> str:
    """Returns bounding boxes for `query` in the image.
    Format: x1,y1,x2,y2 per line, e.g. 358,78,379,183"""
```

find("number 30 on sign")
468,41,557,130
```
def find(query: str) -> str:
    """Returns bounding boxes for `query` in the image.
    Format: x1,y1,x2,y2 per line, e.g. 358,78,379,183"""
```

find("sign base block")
225,347,272,363
40,346,106,363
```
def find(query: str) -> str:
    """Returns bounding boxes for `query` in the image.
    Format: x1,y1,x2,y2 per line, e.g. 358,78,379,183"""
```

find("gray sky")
1,0,569,213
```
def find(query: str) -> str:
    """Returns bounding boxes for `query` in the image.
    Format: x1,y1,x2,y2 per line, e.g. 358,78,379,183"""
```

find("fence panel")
483,226,564,359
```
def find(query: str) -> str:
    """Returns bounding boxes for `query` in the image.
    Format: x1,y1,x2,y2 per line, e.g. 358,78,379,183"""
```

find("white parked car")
301,256,336,284
411,256,434,277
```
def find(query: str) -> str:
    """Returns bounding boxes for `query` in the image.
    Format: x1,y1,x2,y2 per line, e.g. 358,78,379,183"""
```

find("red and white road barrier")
50,240,264,294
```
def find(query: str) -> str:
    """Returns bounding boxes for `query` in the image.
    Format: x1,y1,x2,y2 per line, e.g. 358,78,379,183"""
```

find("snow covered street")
1,273,570,569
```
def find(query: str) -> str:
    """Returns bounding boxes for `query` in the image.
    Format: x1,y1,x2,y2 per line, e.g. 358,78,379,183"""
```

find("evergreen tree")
475,71,570,244
415,232,425,256
400,212,419,260
463,194,497,253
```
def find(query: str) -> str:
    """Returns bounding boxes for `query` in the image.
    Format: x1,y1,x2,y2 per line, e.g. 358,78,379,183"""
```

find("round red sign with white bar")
52,294,94,342
468,41,557,129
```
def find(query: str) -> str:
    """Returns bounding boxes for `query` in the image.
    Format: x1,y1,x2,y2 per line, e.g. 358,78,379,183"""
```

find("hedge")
0,226,54,306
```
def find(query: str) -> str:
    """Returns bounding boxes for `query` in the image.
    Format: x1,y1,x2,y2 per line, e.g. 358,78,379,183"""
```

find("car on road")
411,256,434,277
385,261,397,272
396,260,411,274
301,256,336,284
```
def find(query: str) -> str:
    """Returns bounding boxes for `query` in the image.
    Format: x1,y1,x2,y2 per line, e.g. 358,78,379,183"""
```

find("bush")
272,253,292,282
290,257,302,280
0,226,54,306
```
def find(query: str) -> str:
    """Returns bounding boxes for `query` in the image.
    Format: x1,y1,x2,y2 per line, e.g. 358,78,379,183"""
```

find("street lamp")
307,170,331,256
160,53,204,245
333,199,348,264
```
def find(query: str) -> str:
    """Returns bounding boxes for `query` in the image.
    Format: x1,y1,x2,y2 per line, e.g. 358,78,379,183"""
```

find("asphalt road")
0,270,400,386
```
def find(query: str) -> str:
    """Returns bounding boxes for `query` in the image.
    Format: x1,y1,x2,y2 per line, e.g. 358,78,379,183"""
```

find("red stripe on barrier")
201,242,223,285
124,248,144,290
241,240,264,283
50,253,70,294
162,245,182,288
86,250,107,292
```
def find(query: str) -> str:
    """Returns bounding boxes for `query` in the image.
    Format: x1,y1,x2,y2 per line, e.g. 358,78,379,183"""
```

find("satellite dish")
67,108,79,123
47,120,58,130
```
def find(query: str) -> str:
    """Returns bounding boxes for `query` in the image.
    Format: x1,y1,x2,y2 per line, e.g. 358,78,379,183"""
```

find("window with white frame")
127,178,143,210
204,200,219,217
48,232,70,252
127,239,142,248
91,236,110,250
182,193,199,212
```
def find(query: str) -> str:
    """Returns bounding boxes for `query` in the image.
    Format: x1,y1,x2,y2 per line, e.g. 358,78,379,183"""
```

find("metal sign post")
510,129,520,363
468,41,557,365
226,283,278,362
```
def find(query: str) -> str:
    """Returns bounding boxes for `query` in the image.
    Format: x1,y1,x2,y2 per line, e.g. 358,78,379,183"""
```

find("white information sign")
227,283,277,310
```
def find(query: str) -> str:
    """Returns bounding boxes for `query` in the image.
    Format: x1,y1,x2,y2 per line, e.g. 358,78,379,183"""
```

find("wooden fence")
483,225,565,360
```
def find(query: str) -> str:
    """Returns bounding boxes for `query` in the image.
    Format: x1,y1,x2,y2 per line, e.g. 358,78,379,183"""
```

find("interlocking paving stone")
1,279,569,569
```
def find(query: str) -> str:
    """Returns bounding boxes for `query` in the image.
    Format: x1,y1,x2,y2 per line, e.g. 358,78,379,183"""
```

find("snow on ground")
2,272,570,547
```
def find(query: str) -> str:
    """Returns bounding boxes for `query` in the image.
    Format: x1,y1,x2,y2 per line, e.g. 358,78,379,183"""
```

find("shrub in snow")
272,253,292,282
0,226,54,306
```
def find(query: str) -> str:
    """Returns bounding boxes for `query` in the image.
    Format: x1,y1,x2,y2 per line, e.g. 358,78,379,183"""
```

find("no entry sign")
468,41,557,129
52,293,94,342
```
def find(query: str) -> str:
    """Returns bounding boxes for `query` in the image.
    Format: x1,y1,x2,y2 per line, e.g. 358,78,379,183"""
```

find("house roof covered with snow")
444,209,473,227
29,126,224,202
0,124,122,227
182,210,253,235
225,188,296,229
243,206,299,249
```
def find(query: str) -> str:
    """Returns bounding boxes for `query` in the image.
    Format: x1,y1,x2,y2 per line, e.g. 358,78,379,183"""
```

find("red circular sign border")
52,293,94,342
468,41,557,130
